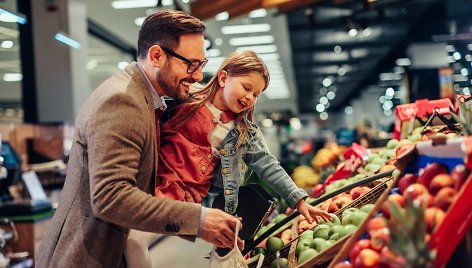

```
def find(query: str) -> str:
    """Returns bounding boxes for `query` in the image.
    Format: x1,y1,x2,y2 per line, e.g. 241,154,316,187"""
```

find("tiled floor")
149,236,212,268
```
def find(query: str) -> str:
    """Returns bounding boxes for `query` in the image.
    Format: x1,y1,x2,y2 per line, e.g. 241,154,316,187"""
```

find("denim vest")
207,125,308,214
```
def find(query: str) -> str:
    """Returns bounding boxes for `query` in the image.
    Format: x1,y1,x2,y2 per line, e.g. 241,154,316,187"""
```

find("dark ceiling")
285,0,472,114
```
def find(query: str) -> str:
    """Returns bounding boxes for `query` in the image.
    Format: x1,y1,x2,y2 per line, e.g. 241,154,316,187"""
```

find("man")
37,10,242,267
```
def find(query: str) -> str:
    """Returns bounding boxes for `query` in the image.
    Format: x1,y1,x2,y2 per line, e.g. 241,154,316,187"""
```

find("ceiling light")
379,73,401,81
236,44,277,54
344,106,353,115
258,53,280,61
326,91,336,100
221,24,271,34
379,96,386,103
465,54,472,61
290,117,302,130
461,68,469,76
464,87,471,94
265,84,290,99
334,45,342,53
348,28,358,37
135,17,145,26
337,67,346,76
362,27,372,36
206,48,221,57
320,87,328,95
54,32,81,49
395,58,411,66
214,38,223,46
86,59,98,70
453,52,461,60
215,12,229,21
3,73,22,82
204,39,212,49
453,75,468,82
386,87,395,97
316,104,325,112
322,77,333,87
111,0,171,9
118,61,129,69
1,40,13,48
249,9,267,18
0,8,27,24
319,96,329,105
261,118,273,128
393,66,405,74
384,110,392,116
468,44,472,50
229,35,274,46
319,112,328,120
448,56,455,63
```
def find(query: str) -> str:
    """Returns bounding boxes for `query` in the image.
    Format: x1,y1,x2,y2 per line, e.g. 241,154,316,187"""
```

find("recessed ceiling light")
248,9,267,18
344,106,353,115
215,12,229,21
135,17,145,26
1,40,13,48
3,73,22,82
319,112,328,120
236,44,277,54
229,35,274,46
395,58,411,66
221,24,271,34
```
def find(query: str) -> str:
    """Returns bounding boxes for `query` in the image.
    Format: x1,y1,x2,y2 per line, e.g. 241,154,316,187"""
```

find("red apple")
450,164,470,191
354,248,381,268
380,247,407,268
434,187,456,211
333,261,353,268
328,196,353,213
397,173,418,194
369,227,390,251
349,239,372,262
332,192,352,201
350,186,370,200
429,174,454,195
381,194,405,219
425,207,446,233
402,183,429,203
366,217,388,235
417,163,448,189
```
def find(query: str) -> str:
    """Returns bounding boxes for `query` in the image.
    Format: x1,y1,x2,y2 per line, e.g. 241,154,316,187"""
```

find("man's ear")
218,70,227,87
148,45,164,67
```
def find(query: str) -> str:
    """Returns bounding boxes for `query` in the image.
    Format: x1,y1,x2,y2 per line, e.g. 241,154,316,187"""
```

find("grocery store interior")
0,0,471,267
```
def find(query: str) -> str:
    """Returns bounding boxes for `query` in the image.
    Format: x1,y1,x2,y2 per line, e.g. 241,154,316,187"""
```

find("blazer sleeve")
86,93,201,237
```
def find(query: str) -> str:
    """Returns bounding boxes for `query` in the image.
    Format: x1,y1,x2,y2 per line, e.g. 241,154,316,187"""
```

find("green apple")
310,237,329,252
270,258,288,268
312,223,330,233
298,248,318,264
271,213,287,224
338,224,358,238
299,230,314,239
266,237,284,253
386,139,399,149
313,225,331,240
329,232,340,241
326,240,336,247
341,208,359,219
360,204,375,214
342,210,368,226
251,247,267,257
296,238,312,256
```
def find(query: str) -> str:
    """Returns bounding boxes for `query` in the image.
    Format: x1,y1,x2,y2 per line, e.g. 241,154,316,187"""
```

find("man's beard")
155,62,191,100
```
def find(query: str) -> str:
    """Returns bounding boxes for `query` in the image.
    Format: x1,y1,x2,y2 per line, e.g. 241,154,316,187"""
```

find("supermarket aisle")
149,236,213,268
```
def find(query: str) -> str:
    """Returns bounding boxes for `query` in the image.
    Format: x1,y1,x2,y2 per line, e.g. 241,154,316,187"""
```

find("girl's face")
213,71,266,113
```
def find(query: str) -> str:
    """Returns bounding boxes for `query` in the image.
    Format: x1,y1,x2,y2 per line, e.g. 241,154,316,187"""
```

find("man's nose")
191,67,204,82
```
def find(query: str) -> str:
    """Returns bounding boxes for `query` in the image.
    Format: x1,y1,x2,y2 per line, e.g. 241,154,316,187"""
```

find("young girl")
125,50,330,267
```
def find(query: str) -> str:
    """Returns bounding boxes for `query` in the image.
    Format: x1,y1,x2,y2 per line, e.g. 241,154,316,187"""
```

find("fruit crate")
249,174,394,268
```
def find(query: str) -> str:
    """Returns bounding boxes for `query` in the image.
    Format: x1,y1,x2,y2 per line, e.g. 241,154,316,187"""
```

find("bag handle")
233,219,241,249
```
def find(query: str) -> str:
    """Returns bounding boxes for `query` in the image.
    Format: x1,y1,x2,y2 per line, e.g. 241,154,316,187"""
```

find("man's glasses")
161,46,208,74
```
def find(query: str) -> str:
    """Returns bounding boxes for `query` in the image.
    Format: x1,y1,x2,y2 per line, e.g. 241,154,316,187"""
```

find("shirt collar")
136,62,167,111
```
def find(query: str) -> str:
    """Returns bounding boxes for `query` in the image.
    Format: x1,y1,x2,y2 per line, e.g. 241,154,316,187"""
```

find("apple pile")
332,162,470,268
295,204,374,265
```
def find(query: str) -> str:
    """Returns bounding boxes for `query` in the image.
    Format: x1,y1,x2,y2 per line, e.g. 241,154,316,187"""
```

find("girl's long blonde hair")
168,50,270,148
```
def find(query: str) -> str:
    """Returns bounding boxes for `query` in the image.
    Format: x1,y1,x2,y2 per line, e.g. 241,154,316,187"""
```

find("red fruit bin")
392,136,472,268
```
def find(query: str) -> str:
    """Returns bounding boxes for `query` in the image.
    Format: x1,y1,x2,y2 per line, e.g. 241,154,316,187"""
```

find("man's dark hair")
137,10,206,59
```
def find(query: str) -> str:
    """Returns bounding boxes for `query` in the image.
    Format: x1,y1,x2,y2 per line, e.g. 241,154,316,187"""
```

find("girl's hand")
296,199,331,224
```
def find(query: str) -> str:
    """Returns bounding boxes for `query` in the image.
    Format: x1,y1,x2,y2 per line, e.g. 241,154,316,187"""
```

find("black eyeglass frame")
161,46,208,74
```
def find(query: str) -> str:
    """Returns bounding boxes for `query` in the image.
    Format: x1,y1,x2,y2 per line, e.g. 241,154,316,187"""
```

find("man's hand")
200,208,243,249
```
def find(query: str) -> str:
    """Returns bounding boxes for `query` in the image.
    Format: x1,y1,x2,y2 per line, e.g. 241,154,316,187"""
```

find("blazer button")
222,168,230,175
165,224,171,232
208,154,212,159
219,149,226,155
201,165,207,172
224,189,233,195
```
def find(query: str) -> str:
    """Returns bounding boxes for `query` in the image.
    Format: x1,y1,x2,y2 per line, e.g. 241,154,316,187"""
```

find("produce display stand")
328,137,472,268
247,171,395,268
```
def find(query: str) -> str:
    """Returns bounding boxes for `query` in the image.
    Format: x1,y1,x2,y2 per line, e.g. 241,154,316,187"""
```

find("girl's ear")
218,70,227,87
